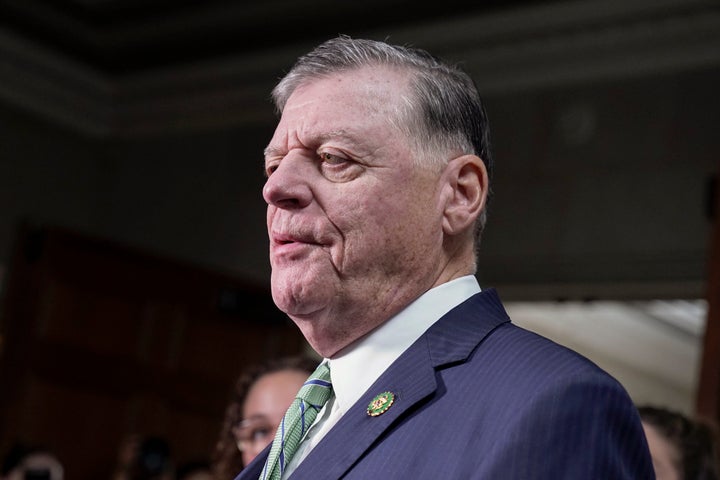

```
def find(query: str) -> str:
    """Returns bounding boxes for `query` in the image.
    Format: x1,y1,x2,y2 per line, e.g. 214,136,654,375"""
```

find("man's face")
263,66,447,357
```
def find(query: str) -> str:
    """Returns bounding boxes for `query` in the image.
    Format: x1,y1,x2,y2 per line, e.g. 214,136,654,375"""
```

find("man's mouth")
271,232,321,248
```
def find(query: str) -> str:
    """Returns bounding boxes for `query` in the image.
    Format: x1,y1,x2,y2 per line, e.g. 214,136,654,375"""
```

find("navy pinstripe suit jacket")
236,289,655,479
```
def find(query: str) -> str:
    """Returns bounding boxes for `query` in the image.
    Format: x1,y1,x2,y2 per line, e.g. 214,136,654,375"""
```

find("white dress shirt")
281,275,481,478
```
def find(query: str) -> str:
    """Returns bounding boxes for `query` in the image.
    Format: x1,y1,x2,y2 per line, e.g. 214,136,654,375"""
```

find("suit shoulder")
476,321,622,389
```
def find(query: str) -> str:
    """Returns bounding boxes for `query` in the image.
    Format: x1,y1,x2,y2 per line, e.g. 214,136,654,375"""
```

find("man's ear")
441,154,488,236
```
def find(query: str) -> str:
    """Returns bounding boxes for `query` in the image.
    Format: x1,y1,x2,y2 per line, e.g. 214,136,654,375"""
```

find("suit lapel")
235,443,270,479
289,340,437,480
289,289,510,479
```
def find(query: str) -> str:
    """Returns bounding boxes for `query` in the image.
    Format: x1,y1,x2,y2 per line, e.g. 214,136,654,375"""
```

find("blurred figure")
175,460,212,480
639,405,719,480
211,356,317,479
111,435,173,480
1,443,64,480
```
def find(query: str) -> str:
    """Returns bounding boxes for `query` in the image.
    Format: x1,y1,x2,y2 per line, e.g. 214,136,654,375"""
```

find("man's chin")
270,266,336,310
271,286,327,318
291,320,347,359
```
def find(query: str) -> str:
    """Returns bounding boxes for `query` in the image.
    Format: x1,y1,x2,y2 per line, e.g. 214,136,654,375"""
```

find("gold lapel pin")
367,391,396,417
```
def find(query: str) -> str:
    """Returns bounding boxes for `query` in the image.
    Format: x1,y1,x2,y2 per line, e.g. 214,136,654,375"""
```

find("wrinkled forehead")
285,65,411,113
274,67,412,144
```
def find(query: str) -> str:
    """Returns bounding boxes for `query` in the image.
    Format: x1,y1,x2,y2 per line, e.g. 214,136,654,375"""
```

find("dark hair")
272,35,493,244
175,459,210,480
639,405,719,480
210,356,318,479
129,436,172,480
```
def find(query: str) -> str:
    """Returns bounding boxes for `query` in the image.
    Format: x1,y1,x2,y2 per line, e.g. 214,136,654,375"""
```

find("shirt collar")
326,275,480,414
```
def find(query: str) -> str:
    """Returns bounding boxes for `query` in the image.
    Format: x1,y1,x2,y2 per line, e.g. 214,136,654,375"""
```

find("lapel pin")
367,391,396,417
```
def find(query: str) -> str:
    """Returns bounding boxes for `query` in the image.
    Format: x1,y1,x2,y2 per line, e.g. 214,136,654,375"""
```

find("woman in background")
211,356,317,479
639,405,719,480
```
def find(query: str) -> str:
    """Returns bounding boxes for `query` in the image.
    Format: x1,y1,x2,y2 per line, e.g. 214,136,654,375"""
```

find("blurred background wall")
0,0,717,293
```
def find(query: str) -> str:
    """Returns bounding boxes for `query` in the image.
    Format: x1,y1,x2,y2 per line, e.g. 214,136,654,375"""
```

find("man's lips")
271,232,322,248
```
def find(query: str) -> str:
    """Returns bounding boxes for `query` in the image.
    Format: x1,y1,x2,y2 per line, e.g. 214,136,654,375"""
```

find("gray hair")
271,35,493,246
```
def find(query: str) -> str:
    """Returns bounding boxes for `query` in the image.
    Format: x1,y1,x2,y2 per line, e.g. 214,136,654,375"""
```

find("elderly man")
237,36,654,479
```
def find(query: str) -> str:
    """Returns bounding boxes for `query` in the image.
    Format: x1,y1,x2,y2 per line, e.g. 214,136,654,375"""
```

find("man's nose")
262,154,313,209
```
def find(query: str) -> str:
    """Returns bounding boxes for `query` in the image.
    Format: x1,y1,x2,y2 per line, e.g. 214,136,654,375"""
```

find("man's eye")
318,150,362,182
265,163,278,177
320,152,346,165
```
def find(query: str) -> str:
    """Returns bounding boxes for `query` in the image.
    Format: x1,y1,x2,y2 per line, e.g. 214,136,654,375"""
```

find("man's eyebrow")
264,146,283,159
263,130,357,159
322,129,355,143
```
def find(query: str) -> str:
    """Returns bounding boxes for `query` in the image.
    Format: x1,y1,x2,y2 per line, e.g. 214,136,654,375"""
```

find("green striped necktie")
259,362,333,480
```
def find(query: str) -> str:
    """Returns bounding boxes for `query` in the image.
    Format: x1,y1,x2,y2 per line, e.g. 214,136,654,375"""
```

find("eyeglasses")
232,417,277,452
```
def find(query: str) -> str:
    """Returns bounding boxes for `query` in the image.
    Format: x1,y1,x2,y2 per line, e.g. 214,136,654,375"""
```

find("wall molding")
1,0,718,137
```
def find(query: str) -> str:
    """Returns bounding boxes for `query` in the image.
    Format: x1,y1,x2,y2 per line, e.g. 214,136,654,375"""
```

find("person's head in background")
1,443,64,480
128,436,173,480
639,405,719,480
211,355,318,478
174,460,211,480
